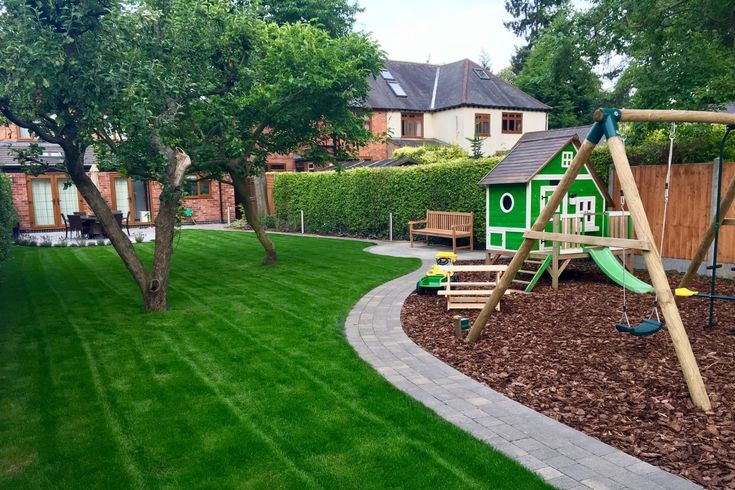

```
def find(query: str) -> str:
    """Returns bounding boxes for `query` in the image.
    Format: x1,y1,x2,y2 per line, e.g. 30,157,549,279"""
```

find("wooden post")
595,108,735,125
608,136,711,411
552,214,560,289
679,161,735,288
465,139,597,343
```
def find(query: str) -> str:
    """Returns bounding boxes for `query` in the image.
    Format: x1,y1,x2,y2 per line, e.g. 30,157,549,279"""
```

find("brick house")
1,125,235,232
266,59,551,171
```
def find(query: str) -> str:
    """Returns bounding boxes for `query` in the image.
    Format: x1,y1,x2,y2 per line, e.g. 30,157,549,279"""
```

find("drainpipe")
218,180,224,223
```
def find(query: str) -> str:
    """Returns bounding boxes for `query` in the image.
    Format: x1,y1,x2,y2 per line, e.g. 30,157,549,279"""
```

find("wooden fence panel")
612,162,735,262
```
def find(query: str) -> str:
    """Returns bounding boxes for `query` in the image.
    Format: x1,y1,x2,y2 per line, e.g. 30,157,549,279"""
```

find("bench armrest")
408,219,427,225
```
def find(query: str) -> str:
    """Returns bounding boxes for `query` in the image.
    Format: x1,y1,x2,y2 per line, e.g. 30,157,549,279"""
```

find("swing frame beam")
466,108,715,411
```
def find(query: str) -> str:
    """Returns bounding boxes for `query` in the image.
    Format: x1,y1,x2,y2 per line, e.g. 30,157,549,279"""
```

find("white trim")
538,185,569,251
532,173,593,181
430,67,440,110
525,181,532,230
485,186,490,245
500,192,514,213
561,151,574,168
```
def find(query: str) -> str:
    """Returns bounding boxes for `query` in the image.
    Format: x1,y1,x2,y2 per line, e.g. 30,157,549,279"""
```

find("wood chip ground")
401,260,735,489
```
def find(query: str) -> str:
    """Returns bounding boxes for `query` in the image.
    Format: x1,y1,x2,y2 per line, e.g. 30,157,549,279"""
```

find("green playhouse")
479,126,653,292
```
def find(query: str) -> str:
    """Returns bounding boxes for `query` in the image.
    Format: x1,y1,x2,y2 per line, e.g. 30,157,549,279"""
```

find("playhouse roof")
478,126,595,185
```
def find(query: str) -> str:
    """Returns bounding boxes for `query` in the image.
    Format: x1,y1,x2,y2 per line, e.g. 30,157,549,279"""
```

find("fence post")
300,210,304,234
389,212,393,241
226,207,231,226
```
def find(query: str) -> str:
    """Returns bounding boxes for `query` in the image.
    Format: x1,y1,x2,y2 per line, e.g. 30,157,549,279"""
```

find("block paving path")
345,242,700,490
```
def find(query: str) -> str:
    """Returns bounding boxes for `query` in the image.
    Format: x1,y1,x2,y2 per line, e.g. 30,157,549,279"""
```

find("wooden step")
525,260,545,265
447,281,496,287
438,290,494,296
518,269,536,275
512,279,531,285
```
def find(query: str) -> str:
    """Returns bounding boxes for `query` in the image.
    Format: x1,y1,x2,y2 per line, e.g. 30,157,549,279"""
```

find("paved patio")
345,241,700,490
18,225,156,245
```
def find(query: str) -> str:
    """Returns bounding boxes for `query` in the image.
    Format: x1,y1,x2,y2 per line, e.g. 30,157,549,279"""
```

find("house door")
28,175,83,228
112,176,132,218
29,178,56,227
132,179,150,223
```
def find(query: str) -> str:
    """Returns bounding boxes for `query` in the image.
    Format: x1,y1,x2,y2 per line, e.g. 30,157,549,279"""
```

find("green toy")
416,252,458,295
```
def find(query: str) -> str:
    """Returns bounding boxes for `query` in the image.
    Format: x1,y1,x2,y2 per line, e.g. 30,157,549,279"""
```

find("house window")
500,193,514,213
363,114,372,132
183,176,210,197
561,151,574,168
17,126,33,140
268,164,286,172
575,196,597,231
475,114,490,137
501,112,523,134
401,113,423,138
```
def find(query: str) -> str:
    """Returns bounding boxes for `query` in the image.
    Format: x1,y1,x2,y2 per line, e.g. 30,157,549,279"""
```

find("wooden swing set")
465,108,735,411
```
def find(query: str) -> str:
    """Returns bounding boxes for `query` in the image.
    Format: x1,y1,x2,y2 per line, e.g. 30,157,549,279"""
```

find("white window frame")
500,192,514,213
561,151,574,168
575,196,598,231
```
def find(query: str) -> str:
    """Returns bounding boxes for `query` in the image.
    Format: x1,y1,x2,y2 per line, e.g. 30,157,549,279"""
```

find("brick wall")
357,111,390,161
8,170,236,231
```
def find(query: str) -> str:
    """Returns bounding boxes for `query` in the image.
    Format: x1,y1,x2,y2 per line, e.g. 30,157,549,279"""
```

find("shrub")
0,173,17,261
40,235,53,247
274,158,501,243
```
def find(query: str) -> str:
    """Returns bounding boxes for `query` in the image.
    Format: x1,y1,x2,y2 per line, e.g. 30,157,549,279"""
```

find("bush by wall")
273,158,501,244
0,173,17,262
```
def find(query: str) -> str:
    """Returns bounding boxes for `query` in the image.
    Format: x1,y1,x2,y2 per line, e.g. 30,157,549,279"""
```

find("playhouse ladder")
520,255,552,292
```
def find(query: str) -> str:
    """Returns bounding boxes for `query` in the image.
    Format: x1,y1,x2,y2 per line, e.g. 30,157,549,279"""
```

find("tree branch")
0,100,65,145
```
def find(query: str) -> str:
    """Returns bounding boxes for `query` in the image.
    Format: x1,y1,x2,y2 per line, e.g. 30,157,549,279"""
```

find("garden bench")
408,210,474,253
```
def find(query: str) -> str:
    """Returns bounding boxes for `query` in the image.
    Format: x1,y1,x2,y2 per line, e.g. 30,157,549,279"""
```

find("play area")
404,108,735,488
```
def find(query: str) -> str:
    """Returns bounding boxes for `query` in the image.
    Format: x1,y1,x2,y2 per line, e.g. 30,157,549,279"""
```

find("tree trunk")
231,172,277,265
65,147,155,301
65,144,190,312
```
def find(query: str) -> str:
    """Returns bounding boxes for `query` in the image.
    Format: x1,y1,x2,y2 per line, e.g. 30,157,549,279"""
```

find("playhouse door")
539,188,561,250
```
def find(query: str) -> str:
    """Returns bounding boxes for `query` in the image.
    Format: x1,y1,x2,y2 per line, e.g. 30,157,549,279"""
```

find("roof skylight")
473,68,491,80
380,69,394,80
388,81,407,97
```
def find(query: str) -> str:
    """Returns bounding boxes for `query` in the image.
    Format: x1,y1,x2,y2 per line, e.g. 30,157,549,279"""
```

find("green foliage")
496,66,517,84
504,0,570,40
578,0,735,110
0,173,17,261
273,158,501,243
392,144,469,164
466,136,485,159
255,0,361,37
589,124,735,183
515,17,601,128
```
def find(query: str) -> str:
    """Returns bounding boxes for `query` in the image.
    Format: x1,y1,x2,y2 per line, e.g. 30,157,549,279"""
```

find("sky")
354,0,525,71
354,0,592,71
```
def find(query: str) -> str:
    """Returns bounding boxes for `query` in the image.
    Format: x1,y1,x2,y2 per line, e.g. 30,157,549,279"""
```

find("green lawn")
0,231,548,489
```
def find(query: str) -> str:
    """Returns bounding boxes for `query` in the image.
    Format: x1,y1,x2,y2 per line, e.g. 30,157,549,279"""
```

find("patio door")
28,175,83,228
30,178,56,226
110,175,151,223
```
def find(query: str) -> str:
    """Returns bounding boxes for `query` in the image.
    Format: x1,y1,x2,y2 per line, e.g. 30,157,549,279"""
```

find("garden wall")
273,159,499,244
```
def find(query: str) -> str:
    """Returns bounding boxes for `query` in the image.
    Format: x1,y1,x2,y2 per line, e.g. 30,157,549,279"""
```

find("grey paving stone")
559,463,598,482
536,466,564,480
515,454,547,471
548,475,586,489
514,438,547,452
580,477,625,490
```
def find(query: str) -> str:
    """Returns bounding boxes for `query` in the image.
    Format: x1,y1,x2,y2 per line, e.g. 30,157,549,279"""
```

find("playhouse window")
561,151,574,168
500,193,514,213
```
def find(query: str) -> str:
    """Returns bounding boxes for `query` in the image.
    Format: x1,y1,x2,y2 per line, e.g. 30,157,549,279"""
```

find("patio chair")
67,213,85,238
112,211,131,236
61,213,70,239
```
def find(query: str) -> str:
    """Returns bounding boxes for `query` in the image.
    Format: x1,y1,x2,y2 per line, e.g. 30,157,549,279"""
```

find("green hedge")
273,159,500,244
0,173,17,262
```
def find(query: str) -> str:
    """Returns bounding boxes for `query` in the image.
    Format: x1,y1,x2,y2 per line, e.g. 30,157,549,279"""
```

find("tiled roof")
367,59,551,113
479,126,595,185
0,141,96,169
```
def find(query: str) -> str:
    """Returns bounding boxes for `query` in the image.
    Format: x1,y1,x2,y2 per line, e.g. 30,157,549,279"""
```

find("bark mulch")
401,260,735,489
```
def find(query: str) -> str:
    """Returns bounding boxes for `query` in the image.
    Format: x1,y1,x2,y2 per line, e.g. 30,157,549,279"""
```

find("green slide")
587,247,654,294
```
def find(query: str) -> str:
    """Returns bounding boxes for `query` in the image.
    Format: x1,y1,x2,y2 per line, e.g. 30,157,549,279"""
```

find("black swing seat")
615,318,663,337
